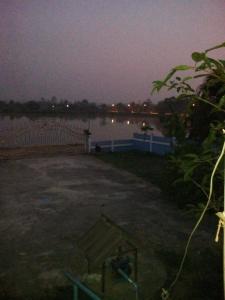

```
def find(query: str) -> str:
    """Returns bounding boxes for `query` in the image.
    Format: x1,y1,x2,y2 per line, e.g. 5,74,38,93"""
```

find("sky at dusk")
1,0,225,103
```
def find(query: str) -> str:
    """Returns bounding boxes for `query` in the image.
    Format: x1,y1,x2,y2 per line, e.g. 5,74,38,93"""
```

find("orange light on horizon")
150,112,159,115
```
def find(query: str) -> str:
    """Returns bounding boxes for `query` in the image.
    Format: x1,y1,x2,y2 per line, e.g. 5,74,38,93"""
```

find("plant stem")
194,95,225,112
223,156,225,299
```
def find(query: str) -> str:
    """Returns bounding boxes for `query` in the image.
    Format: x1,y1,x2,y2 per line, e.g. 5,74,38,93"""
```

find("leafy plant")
152,42,225,210
152,42,225,300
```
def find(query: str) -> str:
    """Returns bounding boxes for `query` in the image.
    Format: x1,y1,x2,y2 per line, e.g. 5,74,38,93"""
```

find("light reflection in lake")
0,114,164,141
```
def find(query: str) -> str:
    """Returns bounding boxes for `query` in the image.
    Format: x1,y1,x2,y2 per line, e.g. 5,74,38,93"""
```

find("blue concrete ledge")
91,133,175,155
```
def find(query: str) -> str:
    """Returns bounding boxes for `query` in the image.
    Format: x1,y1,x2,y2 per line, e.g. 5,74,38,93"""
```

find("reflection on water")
0,114,164,141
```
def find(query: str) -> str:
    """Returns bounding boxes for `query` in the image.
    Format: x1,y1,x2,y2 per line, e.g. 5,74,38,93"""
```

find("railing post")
149,133,153,152
84,129,91,153
111,140,114,152
172,136,176,150
65,272,102,300
88,135,91,153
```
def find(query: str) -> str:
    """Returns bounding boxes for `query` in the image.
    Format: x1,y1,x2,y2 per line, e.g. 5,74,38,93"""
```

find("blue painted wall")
91,133,174,155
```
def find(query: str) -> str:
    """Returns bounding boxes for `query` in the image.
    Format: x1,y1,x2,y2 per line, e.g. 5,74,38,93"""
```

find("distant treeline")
0,98,106,114
0,96,189,115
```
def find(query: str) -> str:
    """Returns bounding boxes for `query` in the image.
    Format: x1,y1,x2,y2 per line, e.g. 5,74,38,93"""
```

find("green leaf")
177,93,194,100
195,62,208,71
192,52,205,62
218,95,225,108
206,57,225,73
151,69,177,94
183,165,197,181
173,65,193,71
202,128,216,149
163,69,176,83
152,80,164,87
151,80,165,94
183,153,199,160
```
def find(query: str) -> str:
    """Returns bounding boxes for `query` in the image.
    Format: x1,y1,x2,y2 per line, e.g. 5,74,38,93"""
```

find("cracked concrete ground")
0,155,218,299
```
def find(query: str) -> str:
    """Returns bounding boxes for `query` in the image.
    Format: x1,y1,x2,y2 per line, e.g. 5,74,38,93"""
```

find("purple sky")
0,0,225,103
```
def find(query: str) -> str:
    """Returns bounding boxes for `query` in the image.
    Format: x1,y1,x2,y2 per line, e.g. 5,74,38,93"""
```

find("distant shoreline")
0,111,160,118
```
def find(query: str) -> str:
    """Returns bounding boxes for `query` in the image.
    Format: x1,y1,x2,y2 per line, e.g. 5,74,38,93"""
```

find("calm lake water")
0,114,164,142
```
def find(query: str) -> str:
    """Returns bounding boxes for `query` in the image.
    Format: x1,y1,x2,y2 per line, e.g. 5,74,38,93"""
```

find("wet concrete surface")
0,155,216,299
